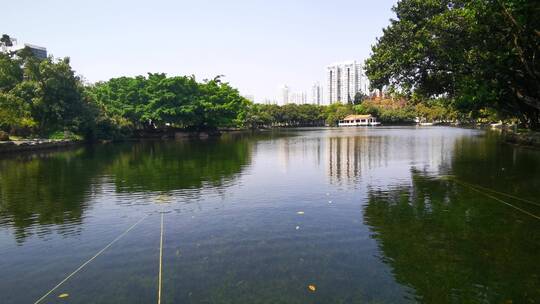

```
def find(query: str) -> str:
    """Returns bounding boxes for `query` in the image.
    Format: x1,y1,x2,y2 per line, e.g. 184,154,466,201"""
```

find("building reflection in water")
324,129,457,187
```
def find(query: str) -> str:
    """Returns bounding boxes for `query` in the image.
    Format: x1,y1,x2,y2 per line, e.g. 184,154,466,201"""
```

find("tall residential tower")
326,61,369,104
311,82,323,105
281,85,289,105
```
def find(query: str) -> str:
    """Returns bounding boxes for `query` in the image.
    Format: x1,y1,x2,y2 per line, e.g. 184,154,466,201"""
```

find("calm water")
1,127,539,303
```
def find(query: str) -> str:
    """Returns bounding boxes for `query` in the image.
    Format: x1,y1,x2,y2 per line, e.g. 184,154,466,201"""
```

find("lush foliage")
323,103,355,126
241,99,456,127
0,45,472,141
0,37,251,139
365,0,540,128
240,103,327,128
355,99,415,123
85,74,249,137
0,51,91,136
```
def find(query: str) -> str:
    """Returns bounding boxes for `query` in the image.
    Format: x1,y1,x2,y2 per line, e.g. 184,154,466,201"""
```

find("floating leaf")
58,293,69,298
308,285,316,292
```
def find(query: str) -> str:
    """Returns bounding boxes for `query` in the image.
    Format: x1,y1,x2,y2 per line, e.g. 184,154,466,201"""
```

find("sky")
3,0,397,102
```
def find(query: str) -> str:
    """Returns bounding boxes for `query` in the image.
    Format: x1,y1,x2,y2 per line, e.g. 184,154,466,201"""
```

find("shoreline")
0,139,83,154
2,126,539,155
501,130,540,148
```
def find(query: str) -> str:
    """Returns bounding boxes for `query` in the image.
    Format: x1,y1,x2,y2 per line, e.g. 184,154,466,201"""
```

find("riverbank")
502,130,540,148
0,129,237,154
0,139,82,154
2,126,538,155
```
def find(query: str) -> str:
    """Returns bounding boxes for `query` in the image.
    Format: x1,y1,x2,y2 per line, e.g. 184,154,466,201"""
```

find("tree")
88,74,250,132
0,51,89,136
239,103,273,129
194,76,249,130
365,0,540,128
0,52,23,91
353,92,368,105
22,57,88,134
323,103,354,126
0,34,13,47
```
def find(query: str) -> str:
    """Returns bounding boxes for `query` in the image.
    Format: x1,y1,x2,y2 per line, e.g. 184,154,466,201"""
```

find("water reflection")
450,132,540,201
1,128,539,303
109,139,251,193
326,134,388,185
0,136,255,242
363,132,540,303
323,128,459,187
0,148,110,242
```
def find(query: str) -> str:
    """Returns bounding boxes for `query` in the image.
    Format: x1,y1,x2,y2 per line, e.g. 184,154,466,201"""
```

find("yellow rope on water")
452,178,540,207
33,215,149,304
452,179,540,221
158,212,164,304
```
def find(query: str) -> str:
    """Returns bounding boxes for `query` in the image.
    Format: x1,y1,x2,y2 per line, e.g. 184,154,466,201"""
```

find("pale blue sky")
3,0,397,102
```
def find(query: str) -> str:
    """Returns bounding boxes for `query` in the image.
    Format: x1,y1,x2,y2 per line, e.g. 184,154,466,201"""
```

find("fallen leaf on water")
308,285,316,292
297,211,304,215
58,293,69,298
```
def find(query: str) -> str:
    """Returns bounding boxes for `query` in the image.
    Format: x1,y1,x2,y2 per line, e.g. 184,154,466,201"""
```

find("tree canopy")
365,0,540,128
86,74,249,132
0,51,90,136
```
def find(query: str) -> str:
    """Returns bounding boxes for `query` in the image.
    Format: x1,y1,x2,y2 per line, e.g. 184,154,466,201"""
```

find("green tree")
88,74,249,133
353,92,368,105
324,103,354,126
0,52,89,136
0,34,14,47
365,0,540,128
194,76,249,130
238,103,273,129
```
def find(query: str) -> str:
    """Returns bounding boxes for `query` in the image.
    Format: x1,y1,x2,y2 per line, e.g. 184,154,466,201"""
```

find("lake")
1,127,539,303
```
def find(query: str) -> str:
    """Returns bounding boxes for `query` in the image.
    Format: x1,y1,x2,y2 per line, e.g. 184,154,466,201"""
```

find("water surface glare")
1,127,539,303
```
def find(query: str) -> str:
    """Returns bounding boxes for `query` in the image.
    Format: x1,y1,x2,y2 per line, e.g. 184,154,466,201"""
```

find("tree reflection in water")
364,169,540,302
0,135,260,243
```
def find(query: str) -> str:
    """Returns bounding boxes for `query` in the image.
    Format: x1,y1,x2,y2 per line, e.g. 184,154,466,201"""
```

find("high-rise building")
23,43,47,59
1,37,47,60
326,60,369,104
290,91,307,104
281,85,289,105
311,82,323,105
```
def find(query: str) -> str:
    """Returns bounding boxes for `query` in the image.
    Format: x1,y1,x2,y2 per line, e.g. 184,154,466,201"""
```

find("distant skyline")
3,0,397,102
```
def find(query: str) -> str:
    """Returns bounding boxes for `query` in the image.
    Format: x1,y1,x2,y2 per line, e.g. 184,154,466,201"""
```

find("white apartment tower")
326,61,369,104
311,82,323,105
290,91,307,104
281,85,289,105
